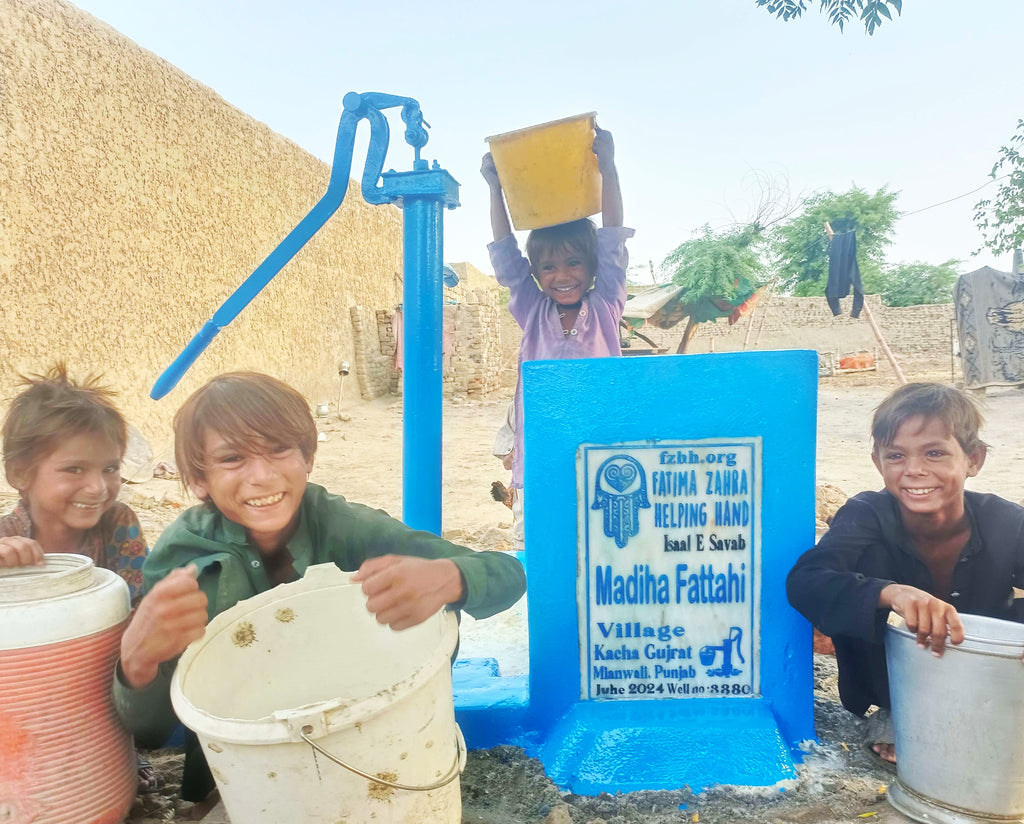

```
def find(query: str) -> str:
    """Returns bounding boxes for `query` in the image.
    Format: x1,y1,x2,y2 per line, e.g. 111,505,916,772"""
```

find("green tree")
771,187,900,296
755,0,902,34
974,119,1024,256
654,224,767,353
662,224,766,308
867,260,961,307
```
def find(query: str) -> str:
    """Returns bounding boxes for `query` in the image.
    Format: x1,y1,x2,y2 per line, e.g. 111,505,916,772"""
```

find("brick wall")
349,306,394,399
353,282,960,392
356,289,508,399
632,295,957,366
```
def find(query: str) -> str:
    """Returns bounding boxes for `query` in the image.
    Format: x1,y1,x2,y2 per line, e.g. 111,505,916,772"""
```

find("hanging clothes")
954,266,1024,389
826,231,864,318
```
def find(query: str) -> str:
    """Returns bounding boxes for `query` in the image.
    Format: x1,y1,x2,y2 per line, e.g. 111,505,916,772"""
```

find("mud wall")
1,0,403,442
631,295,957,364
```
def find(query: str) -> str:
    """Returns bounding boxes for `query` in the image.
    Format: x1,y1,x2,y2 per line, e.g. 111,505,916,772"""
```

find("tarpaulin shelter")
623,281,766,352
954,266,1024,389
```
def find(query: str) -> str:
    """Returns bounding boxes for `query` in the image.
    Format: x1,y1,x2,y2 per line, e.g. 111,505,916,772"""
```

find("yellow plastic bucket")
486,112,601,231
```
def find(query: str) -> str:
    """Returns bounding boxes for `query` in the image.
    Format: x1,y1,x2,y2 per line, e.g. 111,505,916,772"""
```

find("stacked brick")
352,289,510,400
443,291,504,397
349,305,395,400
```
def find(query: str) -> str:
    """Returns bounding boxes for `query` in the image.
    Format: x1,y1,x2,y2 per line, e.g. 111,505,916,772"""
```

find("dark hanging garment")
826,231,864,318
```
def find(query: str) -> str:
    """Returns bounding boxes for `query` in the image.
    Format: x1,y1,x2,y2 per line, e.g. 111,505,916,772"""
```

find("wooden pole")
675,316,698,354
752,280,777,350
742,293,759,350
824,220,906,384
950,318,956,383
860,300,907,384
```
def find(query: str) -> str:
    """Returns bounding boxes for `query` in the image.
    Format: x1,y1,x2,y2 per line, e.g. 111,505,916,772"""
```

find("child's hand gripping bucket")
486,112,602,231
170,563,465,824
885,613,1024,823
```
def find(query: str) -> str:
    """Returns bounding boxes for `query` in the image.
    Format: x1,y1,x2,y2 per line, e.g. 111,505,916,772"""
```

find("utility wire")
666,173,1013,276
778,174,1014,265
899,173,1011,218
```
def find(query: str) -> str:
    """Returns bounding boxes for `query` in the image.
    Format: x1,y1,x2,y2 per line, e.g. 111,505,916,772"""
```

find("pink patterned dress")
0,500,148,602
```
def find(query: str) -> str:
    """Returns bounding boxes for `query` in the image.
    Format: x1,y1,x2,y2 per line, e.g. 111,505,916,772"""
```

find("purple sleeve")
591,226,634,310
488,234,543,328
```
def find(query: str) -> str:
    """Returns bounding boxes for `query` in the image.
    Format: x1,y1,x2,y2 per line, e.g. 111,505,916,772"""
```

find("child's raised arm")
593,126,623,228
481,153,512,242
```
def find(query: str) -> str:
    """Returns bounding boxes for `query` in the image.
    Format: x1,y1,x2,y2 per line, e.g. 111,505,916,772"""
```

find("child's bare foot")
871,741,897,763
136,751,161,793
863,708,896,764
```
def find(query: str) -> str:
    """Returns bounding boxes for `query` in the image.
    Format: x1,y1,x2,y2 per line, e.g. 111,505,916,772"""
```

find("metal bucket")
885,612,1024,824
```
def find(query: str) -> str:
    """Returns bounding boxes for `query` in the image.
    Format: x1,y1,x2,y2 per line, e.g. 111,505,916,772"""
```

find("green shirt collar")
213,494,315,572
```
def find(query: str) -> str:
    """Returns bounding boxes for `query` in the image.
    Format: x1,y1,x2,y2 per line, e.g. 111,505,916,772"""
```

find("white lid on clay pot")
0,554,130,649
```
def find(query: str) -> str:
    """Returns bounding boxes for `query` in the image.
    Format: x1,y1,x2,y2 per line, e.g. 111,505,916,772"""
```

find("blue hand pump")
150,91,459,534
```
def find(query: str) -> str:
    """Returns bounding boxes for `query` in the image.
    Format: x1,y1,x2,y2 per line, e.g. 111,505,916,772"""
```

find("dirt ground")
7,366,1022,823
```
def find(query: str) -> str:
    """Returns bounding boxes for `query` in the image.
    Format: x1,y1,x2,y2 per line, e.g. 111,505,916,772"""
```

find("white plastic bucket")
886,613,1024,823
171,563,464,824
0,554,134,824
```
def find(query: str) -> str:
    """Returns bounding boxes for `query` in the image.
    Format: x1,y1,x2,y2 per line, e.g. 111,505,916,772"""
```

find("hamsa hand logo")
592,455,650,548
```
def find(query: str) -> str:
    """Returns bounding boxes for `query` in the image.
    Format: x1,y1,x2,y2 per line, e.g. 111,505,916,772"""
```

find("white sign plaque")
577,439,761,701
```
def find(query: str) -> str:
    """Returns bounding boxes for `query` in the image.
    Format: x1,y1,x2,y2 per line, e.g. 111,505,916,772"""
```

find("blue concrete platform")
535,698,797,794
453,658,530,748
452,352,818,796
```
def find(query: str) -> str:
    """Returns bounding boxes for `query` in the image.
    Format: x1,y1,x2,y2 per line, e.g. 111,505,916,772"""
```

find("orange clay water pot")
0,554,134,824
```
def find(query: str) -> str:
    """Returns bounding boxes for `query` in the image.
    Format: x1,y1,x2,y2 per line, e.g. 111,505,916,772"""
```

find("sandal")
136,751,161,794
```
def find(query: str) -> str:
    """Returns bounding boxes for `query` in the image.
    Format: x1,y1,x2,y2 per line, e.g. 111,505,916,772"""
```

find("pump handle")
151,92,429,399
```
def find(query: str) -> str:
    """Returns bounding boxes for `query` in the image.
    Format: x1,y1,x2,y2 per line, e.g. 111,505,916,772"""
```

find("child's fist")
0,536,45,567
120,564,208,688
592,127,616,175
480,153,501,189
353,555,464,631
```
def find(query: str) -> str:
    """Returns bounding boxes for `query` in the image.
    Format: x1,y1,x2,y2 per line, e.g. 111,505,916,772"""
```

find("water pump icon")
699,627,745,677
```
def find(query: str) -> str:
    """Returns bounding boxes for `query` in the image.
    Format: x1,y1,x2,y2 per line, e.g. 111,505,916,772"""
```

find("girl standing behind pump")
481,126,634,548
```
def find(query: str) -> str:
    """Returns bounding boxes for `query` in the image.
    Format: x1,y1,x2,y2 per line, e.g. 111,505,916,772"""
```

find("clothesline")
701,172,1011,253
899,172,1011,218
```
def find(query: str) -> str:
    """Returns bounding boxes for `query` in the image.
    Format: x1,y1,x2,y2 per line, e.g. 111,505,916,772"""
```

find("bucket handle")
299,723,466,792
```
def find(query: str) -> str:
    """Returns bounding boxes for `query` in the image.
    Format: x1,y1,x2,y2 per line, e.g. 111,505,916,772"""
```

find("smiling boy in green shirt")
114,371,525,800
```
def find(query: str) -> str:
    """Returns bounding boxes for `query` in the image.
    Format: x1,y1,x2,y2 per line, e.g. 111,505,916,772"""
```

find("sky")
70,0,1024,284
